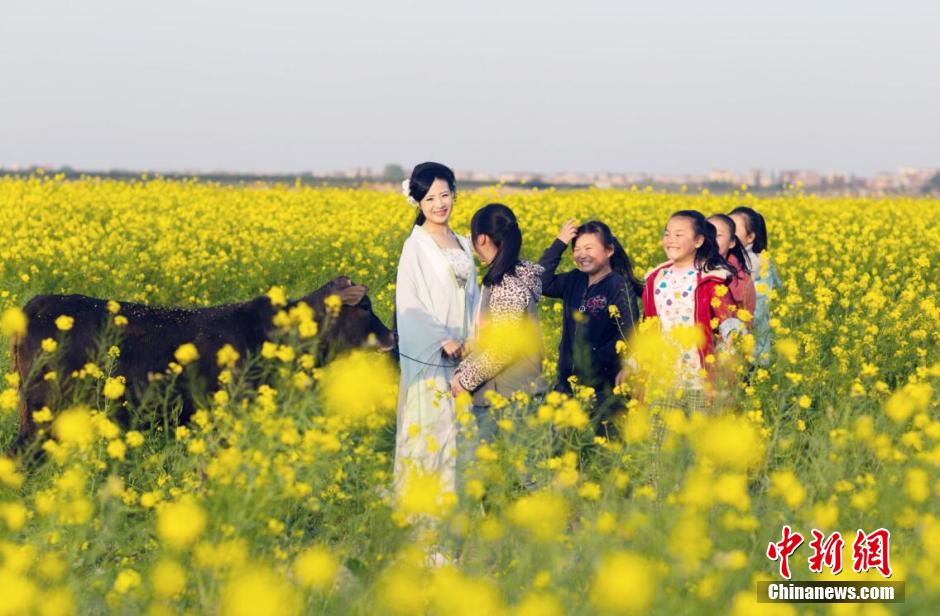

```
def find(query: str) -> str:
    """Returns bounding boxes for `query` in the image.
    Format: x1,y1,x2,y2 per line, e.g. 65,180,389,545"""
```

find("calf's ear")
338,285,368,306
333,276,353,290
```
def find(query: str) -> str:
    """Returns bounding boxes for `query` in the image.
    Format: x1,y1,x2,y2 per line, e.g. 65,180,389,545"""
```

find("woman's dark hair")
572,220,644,296
407,162,457,226
707,213,750,276
669,210,736,276
728,205,768,253
470,203,522,287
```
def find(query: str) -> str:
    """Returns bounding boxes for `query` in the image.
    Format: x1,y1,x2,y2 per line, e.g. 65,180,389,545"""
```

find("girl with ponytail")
451,204,548,447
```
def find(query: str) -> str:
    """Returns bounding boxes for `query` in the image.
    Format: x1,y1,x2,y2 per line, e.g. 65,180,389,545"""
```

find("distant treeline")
0,166,581,191
0,167,759,193
3,166,937,195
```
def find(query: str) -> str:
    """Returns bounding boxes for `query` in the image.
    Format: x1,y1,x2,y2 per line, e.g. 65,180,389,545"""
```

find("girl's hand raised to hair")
557,218,578,245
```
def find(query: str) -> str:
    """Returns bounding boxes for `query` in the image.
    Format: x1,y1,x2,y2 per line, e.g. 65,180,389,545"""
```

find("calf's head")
298,276,396,360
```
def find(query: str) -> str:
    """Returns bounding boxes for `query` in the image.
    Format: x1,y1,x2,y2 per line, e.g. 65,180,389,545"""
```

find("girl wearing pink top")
708,214,756,315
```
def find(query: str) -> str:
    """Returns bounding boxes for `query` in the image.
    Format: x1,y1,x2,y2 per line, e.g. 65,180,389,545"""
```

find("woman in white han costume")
394,162,479,496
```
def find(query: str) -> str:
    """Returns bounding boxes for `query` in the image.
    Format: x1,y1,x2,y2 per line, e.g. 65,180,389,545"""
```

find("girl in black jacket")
539,219,642,436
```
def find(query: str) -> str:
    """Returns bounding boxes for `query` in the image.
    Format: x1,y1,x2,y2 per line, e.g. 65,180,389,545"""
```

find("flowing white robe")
393,225,480,495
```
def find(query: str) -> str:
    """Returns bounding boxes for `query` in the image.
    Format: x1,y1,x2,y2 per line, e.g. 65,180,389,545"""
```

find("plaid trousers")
648,388,709,494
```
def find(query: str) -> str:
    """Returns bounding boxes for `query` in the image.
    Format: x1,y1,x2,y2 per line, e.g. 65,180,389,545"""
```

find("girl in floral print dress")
640,210,743,411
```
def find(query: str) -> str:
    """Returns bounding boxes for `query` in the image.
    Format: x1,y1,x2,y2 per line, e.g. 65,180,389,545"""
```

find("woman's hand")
451,373,468,397
442,339,463,359
557,218,578,245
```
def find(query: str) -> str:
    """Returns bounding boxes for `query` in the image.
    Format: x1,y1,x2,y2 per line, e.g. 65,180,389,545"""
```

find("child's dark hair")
708,213,750,276
572,220,643,296
669,210,736,276
729,205,768,253
470,203,522,287
406,162,457,226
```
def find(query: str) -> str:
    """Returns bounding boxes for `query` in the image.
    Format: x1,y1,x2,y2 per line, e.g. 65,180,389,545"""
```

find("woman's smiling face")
418,178,454,225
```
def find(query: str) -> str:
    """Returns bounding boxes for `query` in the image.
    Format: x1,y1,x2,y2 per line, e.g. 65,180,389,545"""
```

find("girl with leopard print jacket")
455,260,547,399
451,204,548,405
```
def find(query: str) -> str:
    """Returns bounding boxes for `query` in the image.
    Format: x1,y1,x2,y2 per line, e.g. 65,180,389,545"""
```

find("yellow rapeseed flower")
324,294,342,316
220,567,299,616
106,439,127,461
507,491,569,541
0,306,28,337
775,338,799,363
320,351,397,425
125,431,145,447
112,568,141,594
216,344,240,368
0,501,28,531
151,559,187,599
294,545,339,590
768,470,806,508
884,382,932,423
689,415,765,471
266,286,288,307
397,470,454,519
0,569,37,614
52,406,94,447
174,343,200,366
103,376,126,400
156,497,207,550
590,551,657,613
0,457,24,489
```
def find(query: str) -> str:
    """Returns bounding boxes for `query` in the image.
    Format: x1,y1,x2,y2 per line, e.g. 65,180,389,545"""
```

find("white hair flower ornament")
401,179,418,207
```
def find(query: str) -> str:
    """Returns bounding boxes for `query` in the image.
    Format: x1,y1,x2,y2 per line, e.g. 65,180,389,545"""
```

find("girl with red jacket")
639,210,743,409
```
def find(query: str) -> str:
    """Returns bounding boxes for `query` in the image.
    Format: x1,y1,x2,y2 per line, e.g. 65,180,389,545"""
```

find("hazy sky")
1,0,938,175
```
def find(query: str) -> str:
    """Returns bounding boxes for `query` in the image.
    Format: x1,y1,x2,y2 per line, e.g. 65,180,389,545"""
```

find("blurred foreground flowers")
0,176,938,613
